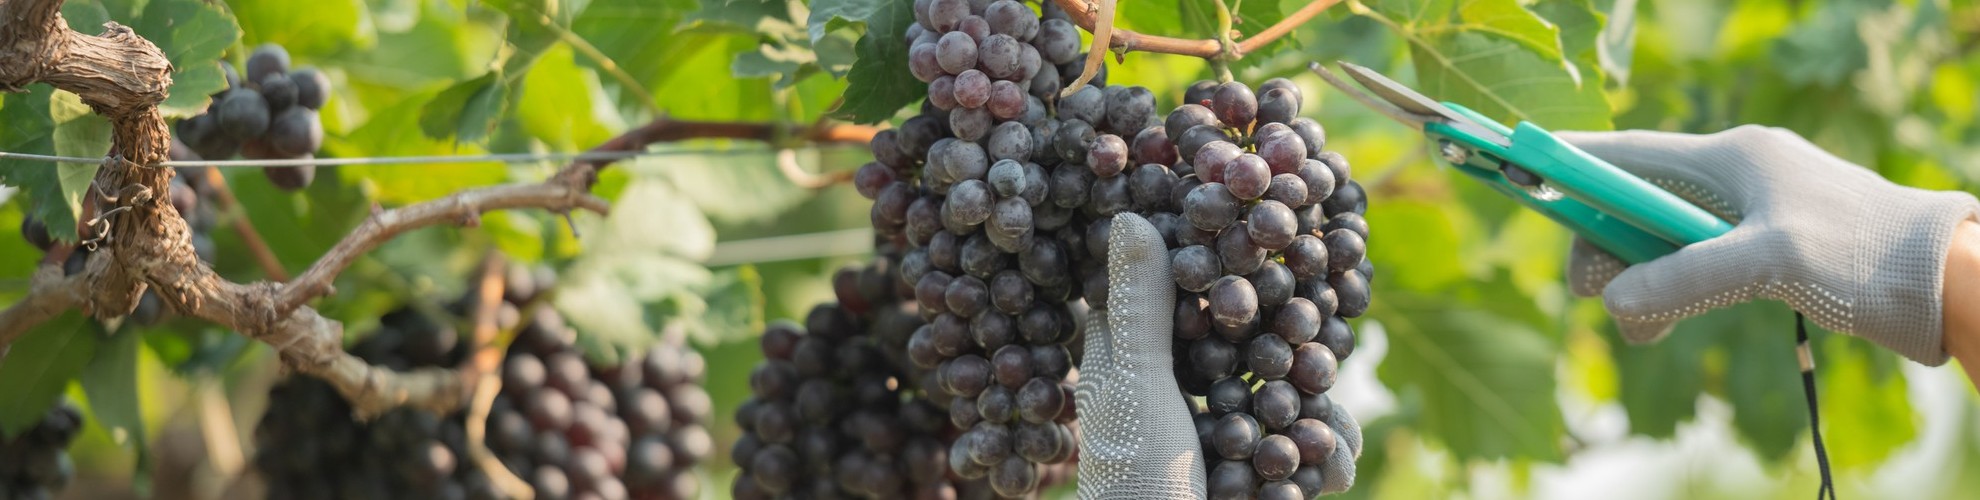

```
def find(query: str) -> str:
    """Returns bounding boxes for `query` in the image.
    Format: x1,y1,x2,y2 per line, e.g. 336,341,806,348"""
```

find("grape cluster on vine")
1158,78,1366,499
0,401,83,499
862,0,1370,497
255,263,712,500
173,43,329,192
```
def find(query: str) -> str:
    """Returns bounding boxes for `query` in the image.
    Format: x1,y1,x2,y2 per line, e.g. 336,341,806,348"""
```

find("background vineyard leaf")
0,313,98,438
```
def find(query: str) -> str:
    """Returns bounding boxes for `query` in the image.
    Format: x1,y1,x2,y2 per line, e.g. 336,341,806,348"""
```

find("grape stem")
1059,0,1117,97
1046,0,1342,60
461,254,536,500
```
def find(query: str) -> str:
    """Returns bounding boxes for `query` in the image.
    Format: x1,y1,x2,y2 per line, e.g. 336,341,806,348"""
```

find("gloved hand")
1556,125,1980,364
1075,213,1360,499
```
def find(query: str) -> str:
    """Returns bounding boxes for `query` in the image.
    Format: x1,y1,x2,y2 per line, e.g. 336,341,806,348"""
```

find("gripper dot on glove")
1075,213,1207,500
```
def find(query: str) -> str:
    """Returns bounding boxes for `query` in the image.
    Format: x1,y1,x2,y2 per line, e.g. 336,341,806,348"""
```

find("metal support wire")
0,146,806,168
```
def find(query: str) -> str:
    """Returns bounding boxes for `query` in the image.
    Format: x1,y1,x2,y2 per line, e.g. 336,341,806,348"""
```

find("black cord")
1796,313,1837,500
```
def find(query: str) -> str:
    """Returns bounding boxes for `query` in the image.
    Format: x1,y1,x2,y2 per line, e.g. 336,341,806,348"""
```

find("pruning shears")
1309,61,1735,264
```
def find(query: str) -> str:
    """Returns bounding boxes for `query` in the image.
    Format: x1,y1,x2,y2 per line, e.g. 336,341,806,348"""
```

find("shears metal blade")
1309,62,1510,148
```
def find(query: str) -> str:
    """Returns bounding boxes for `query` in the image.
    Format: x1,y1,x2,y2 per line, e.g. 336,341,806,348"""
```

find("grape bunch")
861,1,1187,497
173,43,330,191
256,316,488,500
1151,79,1366,499
255,263,713,500
486,304,714,500
736,259,1000,499
0,400,83,499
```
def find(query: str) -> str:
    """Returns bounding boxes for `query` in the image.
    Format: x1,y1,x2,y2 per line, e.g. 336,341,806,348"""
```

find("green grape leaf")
700,0,798,31
0,313,98,438
227,0,375,55
1689,301,1807,461
1606,318,1709,438
419,71,510,144
516,45,613,151
1362,0,1612,130
1376,299,1566,461
554,178,722,354
827,0,921,123
80,327,146,449
571,0,702,94
132,0,240,117
1818,336,1916,470
49,90,111,238
335,89,507,204
649,151,812,226
1770,1,1869,86
0,86,86,242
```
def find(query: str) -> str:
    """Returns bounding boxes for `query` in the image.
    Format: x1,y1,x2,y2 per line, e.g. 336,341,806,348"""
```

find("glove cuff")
1853,188,1980,365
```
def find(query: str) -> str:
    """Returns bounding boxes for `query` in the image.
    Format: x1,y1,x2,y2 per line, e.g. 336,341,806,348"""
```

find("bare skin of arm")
1942,221,1980,388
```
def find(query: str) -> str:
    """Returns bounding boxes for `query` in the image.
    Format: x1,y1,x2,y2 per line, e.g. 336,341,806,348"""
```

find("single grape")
215,88,270,140
1207,275,1258,333
1128,162,1178,212
1224,154,1271,200
1209,460,1258,500
1263,173,1308,208
259,73,298,111
928,75,960,109
1317,152,1354,190
1060,85,1106,125
977,34,1024,80
1215,226,1266,276
1184,79,1221,106
1283,234,1330,280
954,69,992,108
1247,200,1298,250
1212,412,1263,460
1193,140,1243,183
1322,268,1367,318
1211,81,1258,129
1288,342,1339,395
1105,86,1157,136
1172,245,1221,292
1034,19,1081,65
1189,337,1240,381
1183,182,1241,231
1284,418,1338,465
1255,124,1307,175
937,31,979,74
1085,173,1131,216
989,455,1039,497
910,43,945,82
1318,315,1355,361
985,0,1040,41
1053,119,1097,165
1252,380,1300,431
1270,298,1323,345
1257,87,1301,127
291,67,330,110
246,43,290,82
1175,294,1213,341
1323,228,1366,275
987,80,1027,120
1206,375,1251,416
1017,377,1065,424
1087,133,1128,177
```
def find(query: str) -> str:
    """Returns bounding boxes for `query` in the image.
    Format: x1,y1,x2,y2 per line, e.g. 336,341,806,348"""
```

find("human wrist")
1941,220,1980,377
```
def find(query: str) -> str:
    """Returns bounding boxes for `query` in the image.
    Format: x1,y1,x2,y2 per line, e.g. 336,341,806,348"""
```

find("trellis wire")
0,145,828,168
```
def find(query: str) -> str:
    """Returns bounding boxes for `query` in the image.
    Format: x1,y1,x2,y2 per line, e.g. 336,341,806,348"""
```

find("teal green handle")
1427,103,1734,263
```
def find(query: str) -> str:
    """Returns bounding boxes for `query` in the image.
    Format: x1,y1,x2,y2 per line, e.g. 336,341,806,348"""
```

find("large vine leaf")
516,45,614,152
0,313,98,438
81,328,146,450
823,0,921,123
418,71,510,144
335,89,506,204
131,0,240,117
1605,318,1709,438
1359,0,1612,130
0,87,83,242
1375,298,1566,461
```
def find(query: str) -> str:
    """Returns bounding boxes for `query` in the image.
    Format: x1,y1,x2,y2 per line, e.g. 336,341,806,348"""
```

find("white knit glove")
1557,125,1980,364
1076,213,1360,499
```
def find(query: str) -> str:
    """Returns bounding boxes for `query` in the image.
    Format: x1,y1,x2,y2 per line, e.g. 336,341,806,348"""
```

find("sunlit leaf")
133,0,240,117
419,71,510,144
0,313,98,438
80,328,146,449
1376,298,1565,461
